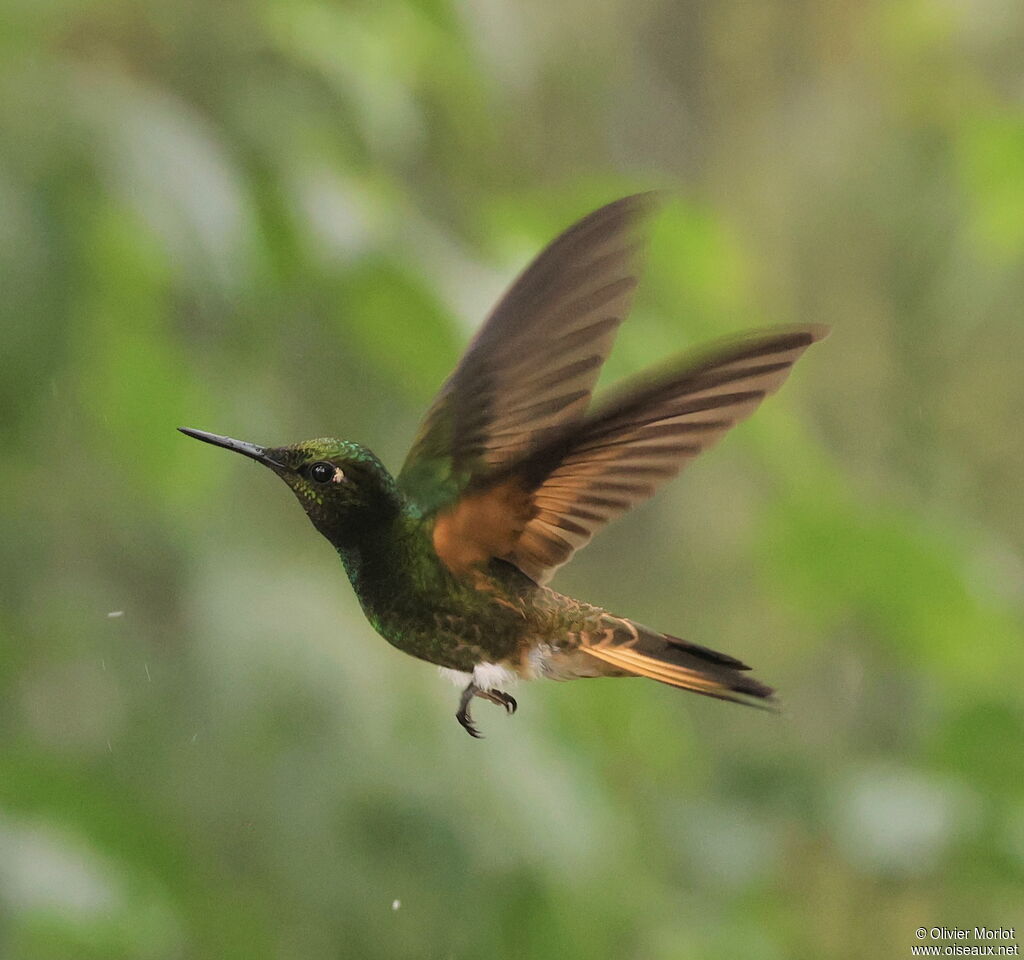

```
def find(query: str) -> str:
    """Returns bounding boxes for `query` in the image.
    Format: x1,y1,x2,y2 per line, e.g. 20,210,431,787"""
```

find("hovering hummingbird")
181,195,828,737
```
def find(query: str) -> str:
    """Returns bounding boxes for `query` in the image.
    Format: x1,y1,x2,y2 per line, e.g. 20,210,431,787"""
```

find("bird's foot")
476,688,517,714
456,682,518,738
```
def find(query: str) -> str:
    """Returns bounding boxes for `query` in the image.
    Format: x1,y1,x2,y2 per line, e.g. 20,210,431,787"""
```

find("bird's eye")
309,461,335,484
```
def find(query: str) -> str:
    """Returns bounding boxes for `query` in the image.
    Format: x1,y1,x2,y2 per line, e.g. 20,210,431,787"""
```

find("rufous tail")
579,614,776,708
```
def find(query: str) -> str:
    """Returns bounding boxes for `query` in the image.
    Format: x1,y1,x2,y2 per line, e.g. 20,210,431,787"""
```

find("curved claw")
456,681,484,738
496,692,518,715
475,688,518,715
456,710,484,738
456,682,520,736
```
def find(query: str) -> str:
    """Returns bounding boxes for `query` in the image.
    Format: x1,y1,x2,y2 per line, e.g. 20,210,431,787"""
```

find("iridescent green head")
179,428,400,545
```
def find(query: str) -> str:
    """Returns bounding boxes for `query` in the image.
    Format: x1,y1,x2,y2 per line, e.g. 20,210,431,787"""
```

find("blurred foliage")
2,0,1023,957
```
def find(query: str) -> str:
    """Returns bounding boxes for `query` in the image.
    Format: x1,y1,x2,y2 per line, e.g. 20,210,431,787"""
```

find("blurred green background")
3,0,1023,957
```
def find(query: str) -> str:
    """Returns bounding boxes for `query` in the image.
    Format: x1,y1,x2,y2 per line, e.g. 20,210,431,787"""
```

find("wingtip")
589,190,667,227
625,190,670,222
625,188,669,208
762,323,831,347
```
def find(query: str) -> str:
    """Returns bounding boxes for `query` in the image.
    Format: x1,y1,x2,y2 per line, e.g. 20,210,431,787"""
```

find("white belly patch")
438,662,519,691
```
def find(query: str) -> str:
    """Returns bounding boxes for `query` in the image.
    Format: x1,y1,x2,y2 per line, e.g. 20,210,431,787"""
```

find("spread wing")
396,194,659,515
427,325,828,581
502,325,830,582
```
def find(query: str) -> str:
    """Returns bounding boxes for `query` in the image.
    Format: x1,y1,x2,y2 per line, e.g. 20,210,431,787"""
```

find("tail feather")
578,615,776,708
663,634,753,671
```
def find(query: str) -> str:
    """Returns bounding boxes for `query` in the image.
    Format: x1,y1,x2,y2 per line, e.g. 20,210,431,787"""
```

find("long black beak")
178,427,282,467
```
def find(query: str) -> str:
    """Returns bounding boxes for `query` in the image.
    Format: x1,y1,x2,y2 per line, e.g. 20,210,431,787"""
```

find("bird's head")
179,428,400,546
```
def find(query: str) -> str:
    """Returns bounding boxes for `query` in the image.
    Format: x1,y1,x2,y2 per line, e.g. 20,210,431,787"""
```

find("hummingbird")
181,194,828,737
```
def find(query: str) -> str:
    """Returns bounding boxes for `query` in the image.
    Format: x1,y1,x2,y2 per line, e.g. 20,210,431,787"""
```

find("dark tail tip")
664,634,753,671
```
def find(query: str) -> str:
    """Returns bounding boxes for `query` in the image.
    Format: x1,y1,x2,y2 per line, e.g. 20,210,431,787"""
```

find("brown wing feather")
398,194,658,510
507,325,830,583
432,478,534,576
